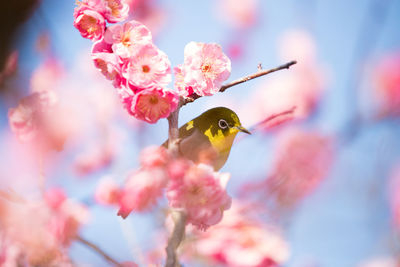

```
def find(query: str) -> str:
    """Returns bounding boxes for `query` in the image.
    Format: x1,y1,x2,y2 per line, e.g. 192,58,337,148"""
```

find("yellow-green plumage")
164,107,250,171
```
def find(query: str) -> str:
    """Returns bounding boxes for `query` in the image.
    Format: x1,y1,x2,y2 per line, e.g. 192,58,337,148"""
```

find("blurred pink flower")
166,163,232,230
44,188,67,210
216,0,258,29
194,204,290,267
130,87,179,123
8,91,60,146
74,142,115,176
118,167,168,218
95,177,121,205
122,43,171,89
47,198,90,246
30,57,64,97
140,145,170,168
264,129,334,208
104,20,152,58
103,0,130,23
73,3,106,41
0,193,87,266
373,51,400,117
8,93,42,142
180,42,231,96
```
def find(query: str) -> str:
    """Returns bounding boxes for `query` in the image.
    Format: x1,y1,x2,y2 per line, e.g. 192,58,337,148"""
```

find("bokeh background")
0,0,400,266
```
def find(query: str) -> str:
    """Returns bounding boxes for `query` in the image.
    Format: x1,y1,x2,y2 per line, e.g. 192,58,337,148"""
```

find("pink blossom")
216,0,258,29
103,0,129,23
118,167,168,218
263,129,334,208
48,199,90,246
0,197,86,265
194,205,290,267
92,39,123,87
8,92,51,142
130,87,179,123
180,42,231,96
104,20,152,58
44,188,67,210
73,3,106,41
166,163,232,230
140,145,170,168
74,142,114,176
373,51,400,117
95,177,121,205
122,43,171,89
30,57,64,96
173,64,194,97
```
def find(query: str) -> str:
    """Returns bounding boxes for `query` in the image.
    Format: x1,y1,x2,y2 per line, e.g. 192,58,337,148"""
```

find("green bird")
164,107,251,171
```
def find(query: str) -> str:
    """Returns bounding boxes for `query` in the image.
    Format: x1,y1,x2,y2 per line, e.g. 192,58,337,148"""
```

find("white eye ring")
218,119,228,129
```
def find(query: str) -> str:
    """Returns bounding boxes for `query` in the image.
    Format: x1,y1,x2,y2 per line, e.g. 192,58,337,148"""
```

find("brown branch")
165,104,187,267
76,235,123,267
165,210,187,267
181,60,297,106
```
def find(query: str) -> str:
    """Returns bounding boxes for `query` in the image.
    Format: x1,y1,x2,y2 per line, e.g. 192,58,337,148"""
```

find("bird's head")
194,107,251,151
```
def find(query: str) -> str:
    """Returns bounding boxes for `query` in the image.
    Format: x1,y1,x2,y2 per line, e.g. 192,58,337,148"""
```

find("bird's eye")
218,119,228,129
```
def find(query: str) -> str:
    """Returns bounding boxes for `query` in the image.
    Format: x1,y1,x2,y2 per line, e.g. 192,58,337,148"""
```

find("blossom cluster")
0,188,89,266
74,0,231,123
95,146,232,230
184,204,290,267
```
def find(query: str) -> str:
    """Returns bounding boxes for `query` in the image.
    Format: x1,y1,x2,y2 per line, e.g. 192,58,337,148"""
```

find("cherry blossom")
373,51,400,117
140,145,170,168
73,4,106,41
265,129,334,208
118,167,168,218
104,20,152,58
173,64,194,97
166,163,232,230
0,192,88,266
178,42,231,96
30,57,64,96
130,87,179,123
8,92,50,142
92,39,123,87
95,177,121,205
122,43,171,89
216,0,259,29
103,0,130,23
194,204,290,267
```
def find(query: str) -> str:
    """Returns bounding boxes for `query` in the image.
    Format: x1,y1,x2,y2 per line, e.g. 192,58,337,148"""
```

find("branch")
181,60,297,106
76,235,123,267
165,105,187,267
165,210,187,267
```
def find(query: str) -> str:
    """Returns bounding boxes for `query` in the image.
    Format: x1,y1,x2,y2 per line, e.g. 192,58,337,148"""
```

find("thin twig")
181,60,297,106
165,210,187,267
76,235,123,267
249,106,297,132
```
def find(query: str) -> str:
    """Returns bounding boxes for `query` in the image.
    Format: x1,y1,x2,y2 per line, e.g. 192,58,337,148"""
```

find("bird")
164,107,250,171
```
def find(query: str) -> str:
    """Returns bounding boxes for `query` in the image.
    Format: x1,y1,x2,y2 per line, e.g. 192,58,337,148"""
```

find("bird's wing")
162,120,217,166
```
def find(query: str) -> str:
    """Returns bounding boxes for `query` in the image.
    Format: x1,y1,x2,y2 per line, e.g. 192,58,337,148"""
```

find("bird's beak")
236,125,251,134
